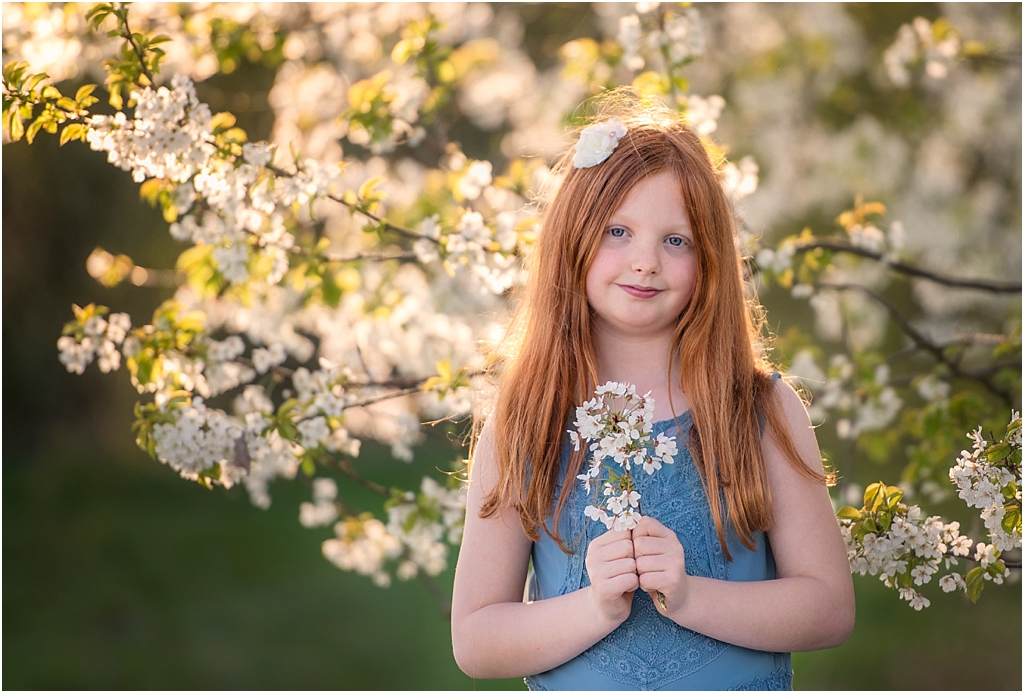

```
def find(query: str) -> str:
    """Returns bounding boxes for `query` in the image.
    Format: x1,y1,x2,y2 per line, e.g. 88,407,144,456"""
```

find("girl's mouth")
618,284,663,298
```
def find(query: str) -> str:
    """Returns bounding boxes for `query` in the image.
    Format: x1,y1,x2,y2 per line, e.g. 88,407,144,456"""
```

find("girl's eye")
666,235,687,247
607,226,627,238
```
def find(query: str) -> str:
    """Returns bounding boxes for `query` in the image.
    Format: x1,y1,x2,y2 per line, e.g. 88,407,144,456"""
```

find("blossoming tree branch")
3,2,1019,611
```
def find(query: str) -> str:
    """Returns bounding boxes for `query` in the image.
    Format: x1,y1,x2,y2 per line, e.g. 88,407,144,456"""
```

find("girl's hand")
633,516,688,617
584,529,639,625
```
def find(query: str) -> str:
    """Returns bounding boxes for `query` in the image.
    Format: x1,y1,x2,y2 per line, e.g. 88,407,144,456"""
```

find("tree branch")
264,164,439,245
117,4,154,85
794,239,1021,293
818,281,1017,405
321,250,418,263
417,571,453,618
334,457,390,497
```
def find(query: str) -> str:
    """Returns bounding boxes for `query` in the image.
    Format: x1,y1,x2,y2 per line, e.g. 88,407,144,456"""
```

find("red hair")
480,98,826,557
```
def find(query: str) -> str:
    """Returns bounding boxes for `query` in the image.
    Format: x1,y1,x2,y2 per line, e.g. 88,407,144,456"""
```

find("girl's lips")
618,284,662,298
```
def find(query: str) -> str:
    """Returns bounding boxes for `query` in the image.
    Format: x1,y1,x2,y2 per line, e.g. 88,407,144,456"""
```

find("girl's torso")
525,412,792,691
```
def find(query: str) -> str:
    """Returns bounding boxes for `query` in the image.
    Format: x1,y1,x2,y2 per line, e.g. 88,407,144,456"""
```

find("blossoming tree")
4,2,1019,612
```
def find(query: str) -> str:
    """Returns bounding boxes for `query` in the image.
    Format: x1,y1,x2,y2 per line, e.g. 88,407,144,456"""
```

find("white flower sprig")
573,118,628,169
570,382,678,531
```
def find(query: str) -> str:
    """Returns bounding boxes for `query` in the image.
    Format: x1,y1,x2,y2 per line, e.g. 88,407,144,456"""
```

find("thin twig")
322,251,418,263
818,281,1017,405
339,385,425,411
417,572,453,618
794,239,1021,293
325,192,439,244
264,164,439,245
334,458,390,497
118,4,154,85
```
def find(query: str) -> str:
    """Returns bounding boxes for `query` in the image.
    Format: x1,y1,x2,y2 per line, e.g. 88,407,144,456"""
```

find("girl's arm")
634,379,856,652
451,421,639,679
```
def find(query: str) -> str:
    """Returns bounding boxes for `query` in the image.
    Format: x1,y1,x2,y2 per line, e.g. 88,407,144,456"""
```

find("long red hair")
479,99,827,557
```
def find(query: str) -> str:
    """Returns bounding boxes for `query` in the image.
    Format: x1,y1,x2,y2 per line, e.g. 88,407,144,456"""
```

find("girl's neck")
592,324,688,419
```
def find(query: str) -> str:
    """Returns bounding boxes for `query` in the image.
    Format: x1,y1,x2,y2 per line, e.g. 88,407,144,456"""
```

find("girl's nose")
631,242,660,275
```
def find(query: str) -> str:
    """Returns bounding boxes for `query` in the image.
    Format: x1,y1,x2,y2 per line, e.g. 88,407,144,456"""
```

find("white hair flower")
573,118,628,168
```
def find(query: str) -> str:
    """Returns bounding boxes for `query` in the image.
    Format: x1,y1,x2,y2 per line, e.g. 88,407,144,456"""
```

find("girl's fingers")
633,515,671,538
589,552,634,577
638,569,674,594
635,553,669,574
606,571,640,594
593,528,632,547
633,534,685,559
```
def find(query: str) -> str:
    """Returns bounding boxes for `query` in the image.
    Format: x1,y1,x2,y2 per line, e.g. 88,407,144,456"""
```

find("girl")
451,100,855,690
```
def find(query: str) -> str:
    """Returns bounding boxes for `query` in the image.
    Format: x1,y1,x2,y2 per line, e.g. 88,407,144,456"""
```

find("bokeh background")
3,2,1021,689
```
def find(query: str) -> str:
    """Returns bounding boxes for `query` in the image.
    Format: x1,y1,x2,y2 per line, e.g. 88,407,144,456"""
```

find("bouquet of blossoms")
569,382,679,531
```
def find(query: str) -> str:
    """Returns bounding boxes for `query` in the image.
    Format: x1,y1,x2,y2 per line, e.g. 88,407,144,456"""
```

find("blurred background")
3,2,1021,689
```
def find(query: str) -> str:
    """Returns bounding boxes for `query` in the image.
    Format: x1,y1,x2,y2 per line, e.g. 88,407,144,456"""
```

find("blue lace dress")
524,411,792,691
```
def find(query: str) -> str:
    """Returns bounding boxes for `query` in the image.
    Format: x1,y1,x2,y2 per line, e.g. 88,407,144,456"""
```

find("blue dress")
525,411,792,691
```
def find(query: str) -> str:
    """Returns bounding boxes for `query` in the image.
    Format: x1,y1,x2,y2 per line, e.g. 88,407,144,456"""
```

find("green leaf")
25,117,45,144
964,566,985,603
277,398,300,417
358,176,385,201
210,111,237,132
75,84,97,102
25,73,48,93
836,506,862,520
1002,506,1021,535
60,122,85,146
301,456,316,477
863,482,883,508
321,272,342,308
278,421,298,442
8,111,23,141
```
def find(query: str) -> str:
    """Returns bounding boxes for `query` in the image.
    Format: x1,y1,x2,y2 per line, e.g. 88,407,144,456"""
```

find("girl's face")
584,170,697,342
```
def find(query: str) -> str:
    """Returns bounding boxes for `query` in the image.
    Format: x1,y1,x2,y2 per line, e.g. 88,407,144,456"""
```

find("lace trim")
728,666,793,691
524,676,549,691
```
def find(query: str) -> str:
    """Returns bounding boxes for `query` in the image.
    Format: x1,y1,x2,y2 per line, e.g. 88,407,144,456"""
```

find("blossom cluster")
787,352,902,437
884,17,961,87
949,413,1022,553
413,208,523,295
86,74,214,184
87,75,342,288
299,477,340,528
152,396,246,483
57,311,131,374
840,500,972,610
615,5,706,73
570,382,678,531
320,475,467,587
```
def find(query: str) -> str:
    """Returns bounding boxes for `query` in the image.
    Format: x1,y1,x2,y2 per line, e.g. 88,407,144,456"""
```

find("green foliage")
421,359,470,400
87,2,171,107
2,62,97,144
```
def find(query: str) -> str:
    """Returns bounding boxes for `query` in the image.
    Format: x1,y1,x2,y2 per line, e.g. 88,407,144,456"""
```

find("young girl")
451,101,855,691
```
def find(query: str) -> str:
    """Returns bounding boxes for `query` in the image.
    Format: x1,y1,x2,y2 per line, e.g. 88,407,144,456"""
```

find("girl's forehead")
610,172,688,218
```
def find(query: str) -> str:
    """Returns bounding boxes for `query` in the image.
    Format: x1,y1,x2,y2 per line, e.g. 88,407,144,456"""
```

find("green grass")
3,440,1020,689
3,441,522,690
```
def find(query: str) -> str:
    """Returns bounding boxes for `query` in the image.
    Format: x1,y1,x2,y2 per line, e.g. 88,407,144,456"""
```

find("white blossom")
573,118,627,169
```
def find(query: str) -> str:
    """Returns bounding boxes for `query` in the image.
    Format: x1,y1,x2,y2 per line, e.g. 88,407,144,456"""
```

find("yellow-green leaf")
965,566,985,603
358,176,385,201
75,84,97,102
836,506,862,520
210,111,237,132
9,111,23,141
60,122,84,145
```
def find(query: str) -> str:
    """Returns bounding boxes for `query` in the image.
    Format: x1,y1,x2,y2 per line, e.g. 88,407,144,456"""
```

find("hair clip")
573,118,628,169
